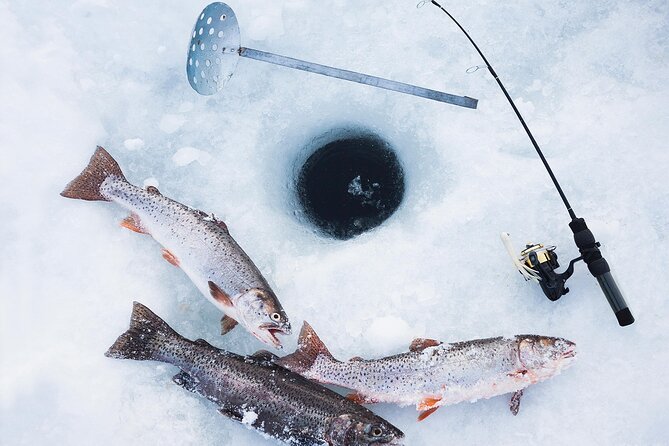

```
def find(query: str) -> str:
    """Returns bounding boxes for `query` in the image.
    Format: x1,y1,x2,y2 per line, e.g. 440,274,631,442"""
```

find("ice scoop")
186,2,478,108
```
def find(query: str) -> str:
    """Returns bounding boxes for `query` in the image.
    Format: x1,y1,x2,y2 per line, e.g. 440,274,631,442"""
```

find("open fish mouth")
562,346,577,359
258,323,291,349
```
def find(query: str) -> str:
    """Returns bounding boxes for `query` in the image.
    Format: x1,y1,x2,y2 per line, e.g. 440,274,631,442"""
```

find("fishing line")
422,0,635,326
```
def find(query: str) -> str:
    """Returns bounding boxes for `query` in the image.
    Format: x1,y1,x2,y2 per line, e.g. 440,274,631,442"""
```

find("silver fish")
277,322,577,420
106,302,404,446
61,146,290,347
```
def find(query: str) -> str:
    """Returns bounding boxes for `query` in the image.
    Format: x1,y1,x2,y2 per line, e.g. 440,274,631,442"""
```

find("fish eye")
370,426,383,437
271,312,281,322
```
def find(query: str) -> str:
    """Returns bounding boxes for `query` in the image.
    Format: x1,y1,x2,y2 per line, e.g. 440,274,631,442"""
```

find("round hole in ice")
207,17,212,25
191,44,196,52
193,76,197,84
200,12,205,20
199,27,203,35
192,30,196,38
200,43,205,50
201,71,206,78
209,28,215,35
189,58,193,66
205,59,211,67
296,132,404,240
195,59,199,67
220,14,226,20
212,43,218,51
215,57,221,64
218,30,224,37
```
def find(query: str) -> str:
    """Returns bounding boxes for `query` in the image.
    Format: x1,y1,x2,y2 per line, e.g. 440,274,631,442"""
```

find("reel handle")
569,218,634,326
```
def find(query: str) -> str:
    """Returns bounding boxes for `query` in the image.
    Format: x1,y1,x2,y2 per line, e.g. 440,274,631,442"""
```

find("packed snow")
1,0,668,444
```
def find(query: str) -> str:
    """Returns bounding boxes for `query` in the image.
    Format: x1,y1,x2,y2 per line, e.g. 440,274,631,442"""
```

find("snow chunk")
241,410,258,425
172,147,211,167
123,138,145,151
159,114,186,134
367,316,413,351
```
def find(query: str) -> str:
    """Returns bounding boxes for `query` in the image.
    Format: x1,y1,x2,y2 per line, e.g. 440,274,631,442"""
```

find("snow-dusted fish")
107,302,404,446
277,322,577,420
61,146,290,347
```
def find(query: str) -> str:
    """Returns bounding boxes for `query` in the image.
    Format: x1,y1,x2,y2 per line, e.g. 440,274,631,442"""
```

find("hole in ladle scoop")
297,134,404,240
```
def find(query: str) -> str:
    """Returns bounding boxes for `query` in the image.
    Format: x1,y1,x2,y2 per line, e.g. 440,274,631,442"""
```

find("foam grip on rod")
569,218,635,327
596,271,634,326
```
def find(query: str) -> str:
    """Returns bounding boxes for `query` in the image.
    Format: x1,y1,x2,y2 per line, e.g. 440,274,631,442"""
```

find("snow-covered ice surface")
1,0,668,444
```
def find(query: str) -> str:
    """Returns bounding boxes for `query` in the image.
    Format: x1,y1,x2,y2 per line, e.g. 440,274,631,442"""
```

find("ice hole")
296,132,404,240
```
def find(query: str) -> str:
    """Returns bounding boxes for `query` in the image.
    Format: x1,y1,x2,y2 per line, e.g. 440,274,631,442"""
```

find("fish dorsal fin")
275,321,336,374
220,315,238,335
410,338,442,352
208,281,233,307
146,185,161,195
194,338,214,348
120,213,148,235
251,349,279,362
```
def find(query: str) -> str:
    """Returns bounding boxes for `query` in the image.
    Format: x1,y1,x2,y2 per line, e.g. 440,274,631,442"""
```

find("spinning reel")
502,218,634,326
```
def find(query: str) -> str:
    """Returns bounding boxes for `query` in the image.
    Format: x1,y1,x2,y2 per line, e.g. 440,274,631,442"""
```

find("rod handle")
569,218,634,326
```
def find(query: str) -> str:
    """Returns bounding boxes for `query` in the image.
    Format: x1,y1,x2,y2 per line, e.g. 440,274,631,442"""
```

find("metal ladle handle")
239,47,478,108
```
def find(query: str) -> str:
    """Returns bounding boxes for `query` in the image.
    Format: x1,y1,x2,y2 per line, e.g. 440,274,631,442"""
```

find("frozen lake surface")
1,0,668,444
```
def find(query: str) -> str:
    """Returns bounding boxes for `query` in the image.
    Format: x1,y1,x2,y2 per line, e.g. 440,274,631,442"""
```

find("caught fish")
61,147,290,347
106,302,404,446
277,322,577,420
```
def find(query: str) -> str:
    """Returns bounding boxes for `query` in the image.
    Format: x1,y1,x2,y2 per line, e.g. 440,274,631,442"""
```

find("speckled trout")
277,322,577,420
61,146,290,347
107,302,404,446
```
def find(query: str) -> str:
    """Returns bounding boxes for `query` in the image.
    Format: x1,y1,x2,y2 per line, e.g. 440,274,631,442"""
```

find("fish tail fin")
276,321,337,373
105,302,180,362
61,146,127,201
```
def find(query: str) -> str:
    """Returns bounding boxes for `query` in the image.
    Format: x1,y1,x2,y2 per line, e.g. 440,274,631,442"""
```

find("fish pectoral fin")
146,185,161,195
161,249,180,267
120,213,148,235
208,281,234,308
218,407,243,422
221,315,239,335
409,338,442,352
417,396,442,411
417,407,440,422
173,371,200,393
509,389,524,416
346,392,378,405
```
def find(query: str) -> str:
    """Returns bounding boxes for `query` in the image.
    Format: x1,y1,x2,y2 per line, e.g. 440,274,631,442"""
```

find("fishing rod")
424,0,634,326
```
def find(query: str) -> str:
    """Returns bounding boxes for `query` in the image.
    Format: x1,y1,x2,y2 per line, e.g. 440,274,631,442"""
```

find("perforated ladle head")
187,2,478,108
187,3,240,94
